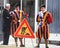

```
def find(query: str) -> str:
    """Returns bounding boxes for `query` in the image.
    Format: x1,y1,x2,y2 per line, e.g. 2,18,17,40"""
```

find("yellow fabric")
20,10,23,22
42,12,48,29
37,15,41,23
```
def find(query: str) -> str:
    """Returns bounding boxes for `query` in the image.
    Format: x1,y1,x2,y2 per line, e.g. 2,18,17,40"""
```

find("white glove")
18,20,20,22
39,22,42,26
39,11,43,18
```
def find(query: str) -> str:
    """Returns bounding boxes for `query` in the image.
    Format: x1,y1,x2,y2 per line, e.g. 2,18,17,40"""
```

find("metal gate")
47,0,60,33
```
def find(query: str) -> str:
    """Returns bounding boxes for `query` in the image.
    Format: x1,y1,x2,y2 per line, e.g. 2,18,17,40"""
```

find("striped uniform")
36,11,52,39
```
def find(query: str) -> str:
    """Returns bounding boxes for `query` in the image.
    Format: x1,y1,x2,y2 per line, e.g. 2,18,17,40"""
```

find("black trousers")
3,27,10,45
3,32,10,45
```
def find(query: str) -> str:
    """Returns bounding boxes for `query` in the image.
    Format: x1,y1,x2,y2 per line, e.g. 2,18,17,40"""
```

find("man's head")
15,3,20,11
5,3,10,11
41,4,46,12
15,6,20,11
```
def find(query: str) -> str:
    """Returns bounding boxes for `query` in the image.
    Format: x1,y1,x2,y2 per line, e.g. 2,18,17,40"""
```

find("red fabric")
25,13,29,18
47,12,53,24
22,11,29,18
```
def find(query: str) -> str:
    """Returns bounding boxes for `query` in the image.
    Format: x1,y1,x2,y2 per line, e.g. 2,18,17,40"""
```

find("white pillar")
21,0,22,10
4,0,9,8
46,0,47,10
35,0,39,33
4,0,6,8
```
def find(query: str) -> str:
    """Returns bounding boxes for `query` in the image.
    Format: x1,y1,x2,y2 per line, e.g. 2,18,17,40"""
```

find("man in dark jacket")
2,3,12,45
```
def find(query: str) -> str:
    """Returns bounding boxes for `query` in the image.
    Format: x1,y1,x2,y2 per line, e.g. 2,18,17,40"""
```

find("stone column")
35,0,39,32
4,0,9,8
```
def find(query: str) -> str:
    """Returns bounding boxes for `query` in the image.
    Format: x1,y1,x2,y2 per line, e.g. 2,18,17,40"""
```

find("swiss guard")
36,4,53,48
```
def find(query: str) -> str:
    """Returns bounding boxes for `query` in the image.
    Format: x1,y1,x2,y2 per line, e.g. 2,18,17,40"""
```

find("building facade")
0,0,60,34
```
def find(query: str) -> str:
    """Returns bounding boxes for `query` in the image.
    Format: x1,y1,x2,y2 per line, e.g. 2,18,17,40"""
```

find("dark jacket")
2,9,12,32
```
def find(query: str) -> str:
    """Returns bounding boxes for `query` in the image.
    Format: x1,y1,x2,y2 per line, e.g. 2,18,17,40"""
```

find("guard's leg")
45,39,49,48
36,26,42,48
44,25,49,48
36,38,41,48
45,32,49,48
19,38,25,47
14,38,18,47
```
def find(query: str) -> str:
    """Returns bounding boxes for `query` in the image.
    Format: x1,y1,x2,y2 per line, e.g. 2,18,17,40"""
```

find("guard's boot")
46,46,49,48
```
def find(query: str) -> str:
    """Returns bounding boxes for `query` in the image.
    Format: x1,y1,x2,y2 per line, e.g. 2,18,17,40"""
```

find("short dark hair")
41,4,46,8
14,3,20,8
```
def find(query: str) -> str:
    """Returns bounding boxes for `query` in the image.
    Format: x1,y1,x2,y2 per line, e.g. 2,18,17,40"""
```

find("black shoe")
20,45,25,47
46,46,49,48
35,45,39,48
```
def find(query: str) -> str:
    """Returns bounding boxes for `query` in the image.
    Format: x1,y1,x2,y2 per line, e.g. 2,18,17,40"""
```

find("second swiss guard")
10,3,28,47
36,4,53,48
